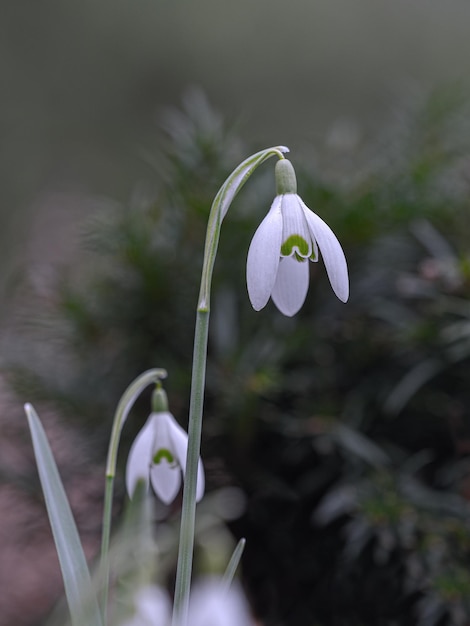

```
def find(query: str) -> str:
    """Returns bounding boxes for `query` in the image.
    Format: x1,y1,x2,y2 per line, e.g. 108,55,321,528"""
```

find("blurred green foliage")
8,87,470,625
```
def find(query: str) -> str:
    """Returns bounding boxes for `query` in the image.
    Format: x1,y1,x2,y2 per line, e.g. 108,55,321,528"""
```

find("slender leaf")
222,538,246,591
25,403,103,626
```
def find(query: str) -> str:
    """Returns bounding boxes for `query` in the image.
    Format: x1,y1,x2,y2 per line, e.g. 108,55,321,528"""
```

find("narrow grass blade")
25,403,103,626
222,538,246,591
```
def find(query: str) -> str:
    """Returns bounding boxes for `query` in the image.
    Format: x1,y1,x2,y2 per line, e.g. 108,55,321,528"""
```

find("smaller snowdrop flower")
247,158,349,316
188,577,253,626
121,578,253,626
120,585,172,626
126,384,204,504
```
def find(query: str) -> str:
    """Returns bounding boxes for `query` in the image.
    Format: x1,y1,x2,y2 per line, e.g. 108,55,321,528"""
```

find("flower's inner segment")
153,448,175,465
281,234,315,262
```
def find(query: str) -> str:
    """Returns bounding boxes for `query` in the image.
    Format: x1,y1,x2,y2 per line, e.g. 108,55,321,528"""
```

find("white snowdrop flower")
246,159,349,316
121,578,252,626
121,585,172,626
126,386,205,504
188,577,253,626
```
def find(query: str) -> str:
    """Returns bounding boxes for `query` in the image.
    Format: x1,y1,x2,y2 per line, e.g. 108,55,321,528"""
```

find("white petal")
152,411,173,450
246,196,283,311
301,200,349,302
150,459,181,504
131,586,172,626
125,416,155,497
279,194,313,258
195,458,205,502
271,256,309,316
189,578,252,626
148,412,181,504
159,412,188,470
165,412,206,503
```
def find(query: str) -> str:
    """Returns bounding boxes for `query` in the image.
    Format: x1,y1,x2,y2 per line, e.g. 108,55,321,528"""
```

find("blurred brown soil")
0,376,104,626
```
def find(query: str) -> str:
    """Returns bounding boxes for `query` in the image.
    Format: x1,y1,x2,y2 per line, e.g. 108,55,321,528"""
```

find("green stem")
172,309,209,626
100,368,167,625
171,146,288,626
100,476,114,625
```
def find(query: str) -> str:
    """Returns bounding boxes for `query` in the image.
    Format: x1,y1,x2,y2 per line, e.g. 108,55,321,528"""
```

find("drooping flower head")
126,384,204,504
246,158,349,316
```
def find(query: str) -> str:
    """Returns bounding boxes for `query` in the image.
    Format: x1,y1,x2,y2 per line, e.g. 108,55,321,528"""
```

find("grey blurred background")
1,0,470,315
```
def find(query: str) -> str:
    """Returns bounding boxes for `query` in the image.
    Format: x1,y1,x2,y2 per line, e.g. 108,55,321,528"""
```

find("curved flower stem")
198,146,288,311
99,476,114,625
172,146,288,626
100,368,167,626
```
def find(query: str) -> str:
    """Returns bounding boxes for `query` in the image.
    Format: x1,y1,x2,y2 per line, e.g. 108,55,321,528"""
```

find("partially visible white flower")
126,387,204,504
121,585,171,626
247,158,349,316
188,577,253,626
121,578,253,626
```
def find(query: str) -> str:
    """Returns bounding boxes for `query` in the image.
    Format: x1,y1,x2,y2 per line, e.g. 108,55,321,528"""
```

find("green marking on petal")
153,448,174,464
281,234,309,258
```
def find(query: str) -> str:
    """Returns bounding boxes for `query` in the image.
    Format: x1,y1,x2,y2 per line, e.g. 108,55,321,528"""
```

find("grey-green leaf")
222,538,246,591
25,403,103,626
